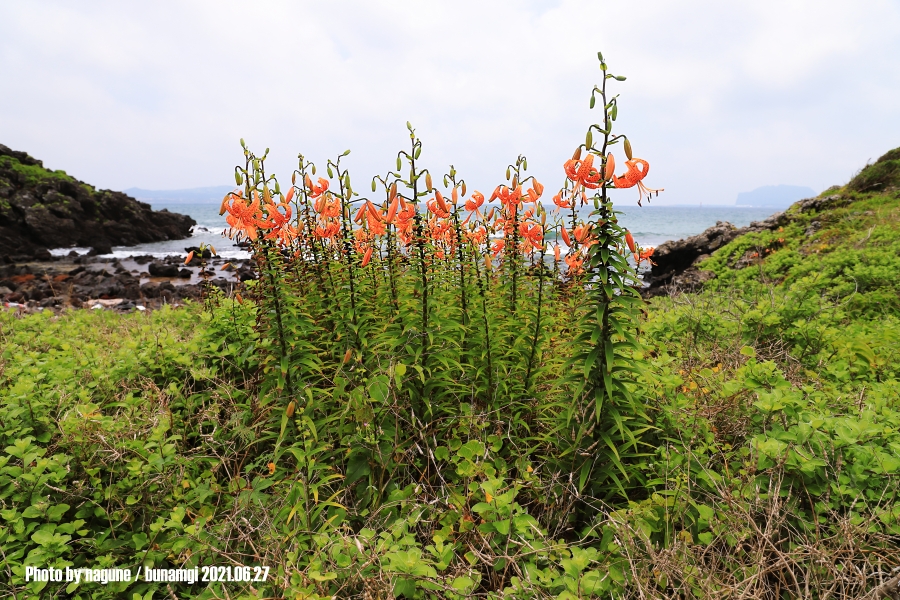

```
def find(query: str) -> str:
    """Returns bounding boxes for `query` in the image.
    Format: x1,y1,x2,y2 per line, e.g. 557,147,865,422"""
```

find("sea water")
49,202,781,259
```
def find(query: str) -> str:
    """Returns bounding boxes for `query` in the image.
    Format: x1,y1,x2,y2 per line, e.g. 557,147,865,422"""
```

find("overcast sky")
2,1,898,205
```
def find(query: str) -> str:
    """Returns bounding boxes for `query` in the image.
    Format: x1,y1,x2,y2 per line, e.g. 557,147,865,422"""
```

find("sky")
1,0,899,205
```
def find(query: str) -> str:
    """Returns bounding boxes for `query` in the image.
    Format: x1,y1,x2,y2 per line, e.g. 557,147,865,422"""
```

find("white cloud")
1,0,898,204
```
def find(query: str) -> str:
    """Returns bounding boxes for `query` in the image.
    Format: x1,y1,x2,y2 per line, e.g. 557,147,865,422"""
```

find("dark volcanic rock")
0,144,195,256
642,209,795,297
644,221,745,291
148,261,180,277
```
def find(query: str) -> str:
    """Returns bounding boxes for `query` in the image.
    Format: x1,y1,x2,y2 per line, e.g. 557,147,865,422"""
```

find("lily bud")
184,251,194,265
624,138,633,160
425,173,433,191
625,229,636,253
389,182,397,200
343,348,353,363
285,187,295,203
572,147,582,161
286,401,296,418
461,182,467,197
605,153,616,181
435,191,449,213
367,201,382,222
387,197,399,223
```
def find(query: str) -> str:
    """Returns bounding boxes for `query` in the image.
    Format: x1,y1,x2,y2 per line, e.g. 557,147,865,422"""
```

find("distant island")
735,184,816,207
124,185,235,203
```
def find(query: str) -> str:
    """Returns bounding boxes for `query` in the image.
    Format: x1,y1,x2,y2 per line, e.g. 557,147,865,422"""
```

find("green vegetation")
847,148,900,193
1,47,897,596
0,154,95,193
2,172,899,598
0,155,76,187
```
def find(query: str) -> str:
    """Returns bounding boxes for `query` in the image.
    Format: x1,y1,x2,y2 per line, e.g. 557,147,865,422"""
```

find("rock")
0,144,195,255
237,266,256,281
33,248,53,261
644,221,744,289
643,212,792,295
177,268,192,278
148,261,180,277
87,243,113,256
140,282,159,298
185,246,213,259
39,296,63,307
794,194,846,214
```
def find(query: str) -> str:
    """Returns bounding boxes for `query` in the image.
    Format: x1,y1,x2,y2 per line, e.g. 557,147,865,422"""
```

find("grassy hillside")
1,149,898,599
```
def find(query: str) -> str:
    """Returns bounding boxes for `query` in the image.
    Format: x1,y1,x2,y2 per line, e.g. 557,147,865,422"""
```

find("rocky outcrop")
0,253,255,312
642,195,848,297
0,144,195,258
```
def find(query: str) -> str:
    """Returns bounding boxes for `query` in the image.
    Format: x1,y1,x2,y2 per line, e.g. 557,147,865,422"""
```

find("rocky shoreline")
0,248,255,313
641,194,849,297
0,143,195,258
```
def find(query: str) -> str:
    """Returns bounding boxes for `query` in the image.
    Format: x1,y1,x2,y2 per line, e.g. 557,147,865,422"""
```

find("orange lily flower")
225,191,266,241
465,191,485,213
220,189,243,215
564,154,602,189
564,252,585,275
635,246,655,267
305,175,330,197
262,202,298,246
612,158,664,206
496,185,524,209
466,225,487,245
526,179,543,203
553,191,572,210
427,197,450,219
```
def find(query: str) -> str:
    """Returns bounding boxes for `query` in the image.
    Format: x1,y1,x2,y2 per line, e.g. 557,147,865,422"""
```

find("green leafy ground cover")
2,159,899,598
